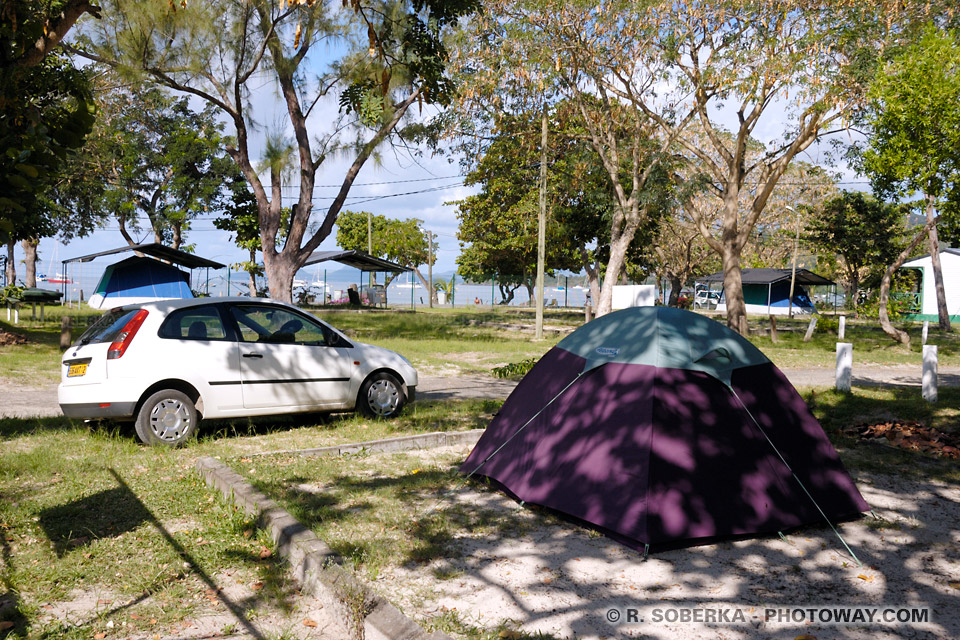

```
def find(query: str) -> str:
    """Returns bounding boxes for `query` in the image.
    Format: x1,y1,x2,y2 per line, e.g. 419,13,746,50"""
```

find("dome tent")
461,307,868,552
88,256,194,309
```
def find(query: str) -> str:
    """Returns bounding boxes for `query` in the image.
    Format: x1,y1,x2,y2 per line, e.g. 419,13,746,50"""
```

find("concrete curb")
248,429,485,459
196,443,460,640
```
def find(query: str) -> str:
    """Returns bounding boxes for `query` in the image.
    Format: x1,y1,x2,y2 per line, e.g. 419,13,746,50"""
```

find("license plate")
67,363,88,378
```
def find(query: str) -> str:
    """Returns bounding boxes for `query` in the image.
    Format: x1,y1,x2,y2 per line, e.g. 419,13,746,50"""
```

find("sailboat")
37,242,72,284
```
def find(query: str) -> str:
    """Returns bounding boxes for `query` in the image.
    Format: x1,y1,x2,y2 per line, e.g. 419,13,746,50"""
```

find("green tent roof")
556,306,769,385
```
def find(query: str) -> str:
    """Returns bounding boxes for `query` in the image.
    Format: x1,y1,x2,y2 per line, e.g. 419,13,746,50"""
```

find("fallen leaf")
856,574,874,582
251,582,264,591
303,619,318,628
259,547,271,559
948,582,960,590
94,633,106,639
149,618,158,625
0,622,14,631
794,635,818,640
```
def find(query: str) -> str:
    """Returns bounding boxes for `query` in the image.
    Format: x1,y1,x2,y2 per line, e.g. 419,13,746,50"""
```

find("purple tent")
461,307,869,551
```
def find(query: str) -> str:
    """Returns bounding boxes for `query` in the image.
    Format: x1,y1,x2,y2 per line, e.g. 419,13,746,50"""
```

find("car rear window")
75,308,143,346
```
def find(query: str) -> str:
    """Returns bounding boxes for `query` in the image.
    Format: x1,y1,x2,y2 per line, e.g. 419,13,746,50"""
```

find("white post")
836,343,853,392
838,315,846,340
923,345,938,403
13,305,19,325
922,321,929,345
803,316,818,342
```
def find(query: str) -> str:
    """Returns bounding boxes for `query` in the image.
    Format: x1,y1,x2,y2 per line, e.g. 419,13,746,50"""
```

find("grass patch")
0,396,500,639
804,385,960,483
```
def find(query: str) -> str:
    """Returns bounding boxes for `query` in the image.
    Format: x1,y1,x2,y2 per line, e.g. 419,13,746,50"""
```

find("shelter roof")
699,268,834,286
303,249,411,273
63,243,225,269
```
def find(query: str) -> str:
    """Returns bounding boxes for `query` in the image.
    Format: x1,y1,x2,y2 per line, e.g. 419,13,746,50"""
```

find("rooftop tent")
461,306,868,552
88,256,194,309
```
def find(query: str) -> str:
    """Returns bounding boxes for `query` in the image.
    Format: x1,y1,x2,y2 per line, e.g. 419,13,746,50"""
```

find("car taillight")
107,309,149,360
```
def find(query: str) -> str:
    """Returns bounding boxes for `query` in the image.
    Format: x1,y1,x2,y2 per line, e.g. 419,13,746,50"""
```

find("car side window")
158,306,227,341
229,305,328,346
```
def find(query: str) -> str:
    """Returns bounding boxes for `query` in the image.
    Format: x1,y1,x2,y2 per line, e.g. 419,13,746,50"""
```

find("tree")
213,174,263,296
78,0,480,302
460,1,944,330
1,1,99,233
860,25,960,331
453,4,678,316
54,76,236,249
806,191,905,311
335,210,436,294
0,0,100,70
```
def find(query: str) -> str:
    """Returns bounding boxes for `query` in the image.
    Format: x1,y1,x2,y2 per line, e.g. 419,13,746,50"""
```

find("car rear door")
155,304,242,413
227,303,353,410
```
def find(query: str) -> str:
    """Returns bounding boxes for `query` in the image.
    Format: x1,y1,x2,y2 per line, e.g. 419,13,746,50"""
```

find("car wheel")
135,389,199,447
358,372,405,419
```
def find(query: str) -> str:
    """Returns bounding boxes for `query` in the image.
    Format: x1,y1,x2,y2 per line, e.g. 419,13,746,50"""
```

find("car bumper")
59,379,143,420
60,401,138,419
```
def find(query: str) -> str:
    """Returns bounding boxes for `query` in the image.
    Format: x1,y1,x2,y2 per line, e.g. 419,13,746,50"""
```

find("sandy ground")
4,369,959,639
369,445,960,640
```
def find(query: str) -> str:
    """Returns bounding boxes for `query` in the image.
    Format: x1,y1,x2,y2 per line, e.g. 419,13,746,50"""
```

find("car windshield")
75,308,142,346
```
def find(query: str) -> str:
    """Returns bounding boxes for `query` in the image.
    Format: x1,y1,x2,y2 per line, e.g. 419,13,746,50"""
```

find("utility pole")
536,105,548,340
367,211,373,289
428,230,434,309
786,205,799,319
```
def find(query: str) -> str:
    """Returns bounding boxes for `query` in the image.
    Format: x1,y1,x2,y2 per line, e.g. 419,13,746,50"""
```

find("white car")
58,297,418,446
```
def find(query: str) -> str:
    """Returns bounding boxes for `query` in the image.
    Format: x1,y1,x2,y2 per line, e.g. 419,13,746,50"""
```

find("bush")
492,358,539,380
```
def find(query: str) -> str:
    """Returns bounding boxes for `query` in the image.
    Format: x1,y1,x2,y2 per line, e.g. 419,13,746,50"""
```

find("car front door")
228,304,353,410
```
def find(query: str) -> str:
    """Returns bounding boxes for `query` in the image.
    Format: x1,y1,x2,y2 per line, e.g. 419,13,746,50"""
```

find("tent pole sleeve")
729,387,863,567
464,371,585,480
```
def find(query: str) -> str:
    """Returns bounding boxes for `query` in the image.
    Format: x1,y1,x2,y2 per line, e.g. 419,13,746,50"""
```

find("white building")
901,248,960,322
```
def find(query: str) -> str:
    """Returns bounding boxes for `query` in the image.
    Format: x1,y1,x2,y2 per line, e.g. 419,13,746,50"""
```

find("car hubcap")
367,380,399,416
150,399,190,442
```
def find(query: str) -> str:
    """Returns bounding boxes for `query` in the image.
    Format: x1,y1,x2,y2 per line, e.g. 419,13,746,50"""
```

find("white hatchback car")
58,297,418,446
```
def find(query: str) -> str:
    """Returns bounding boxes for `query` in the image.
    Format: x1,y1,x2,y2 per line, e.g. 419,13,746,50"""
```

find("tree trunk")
596,223,634,316
263,250,298,303
925,194,951,331
21,238,39,288
721,246,748,334
5,240,16,286
666,272,682,307
879,219,938,346
247,248,257,297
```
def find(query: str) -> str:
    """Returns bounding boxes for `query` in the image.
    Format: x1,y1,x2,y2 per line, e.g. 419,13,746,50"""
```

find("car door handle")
242,353,263,359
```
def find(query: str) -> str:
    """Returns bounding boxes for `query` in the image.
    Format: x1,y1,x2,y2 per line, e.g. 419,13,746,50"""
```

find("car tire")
358,372,406,419
135,389,199,447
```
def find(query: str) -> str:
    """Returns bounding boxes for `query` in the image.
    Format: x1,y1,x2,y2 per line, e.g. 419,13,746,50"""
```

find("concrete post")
838,316,846,340
769,315,778,343
803,316,818,342
922,321,929,345
923,345,938,403
836,342,853,392
60,316,73,351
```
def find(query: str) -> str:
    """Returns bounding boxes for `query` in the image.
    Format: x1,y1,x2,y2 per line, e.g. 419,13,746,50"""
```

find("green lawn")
1,304,958,639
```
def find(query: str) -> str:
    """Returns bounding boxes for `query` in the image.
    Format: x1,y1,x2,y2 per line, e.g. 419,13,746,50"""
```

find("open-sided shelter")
62,243,225,309
700,268,833,315
461,307,868,552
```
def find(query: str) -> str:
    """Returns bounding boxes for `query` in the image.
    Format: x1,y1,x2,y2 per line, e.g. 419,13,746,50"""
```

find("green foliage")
0,51,94,237
492,357,538,380
336,210,431,276
53,76,235,247
806,192,906,305
0,283,24,304
861,25,960,206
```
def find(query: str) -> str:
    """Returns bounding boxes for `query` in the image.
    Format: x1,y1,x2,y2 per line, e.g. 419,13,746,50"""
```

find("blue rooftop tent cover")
88,256,194,309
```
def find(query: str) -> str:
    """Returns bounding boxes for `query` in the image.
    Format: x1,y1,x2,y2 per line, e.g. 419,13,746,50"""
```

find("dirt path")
7,367,960,420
